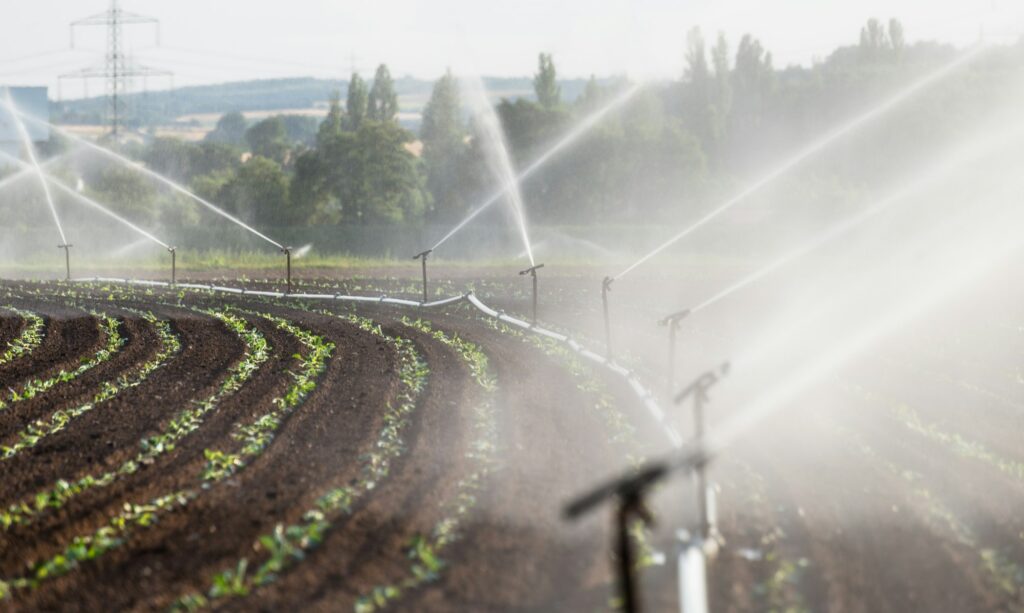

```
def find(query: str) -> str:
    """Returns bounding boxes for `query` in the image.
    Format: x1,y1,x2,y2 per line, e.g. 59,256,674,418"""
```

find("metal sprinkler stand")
413,249,432,303
674,363,730,541
168,246,177,287
57,243,73,281
659,309,691,398
602,276,614,358
518,263,544,324
281,246,292,294
566,462,668,613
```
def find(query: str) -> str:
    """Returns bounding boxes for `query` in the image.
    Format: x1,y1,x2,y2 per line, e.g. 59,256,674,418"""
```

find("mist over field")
0,2,1023,612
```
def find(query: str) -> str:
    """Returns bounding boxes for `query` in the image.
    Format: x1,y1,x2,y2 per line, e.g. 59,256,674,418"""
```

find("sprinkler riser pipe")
616,493,651,613
519,264,544,325
421,253,428,303
169,247,176,287
58,244,72,281
602,277,613,359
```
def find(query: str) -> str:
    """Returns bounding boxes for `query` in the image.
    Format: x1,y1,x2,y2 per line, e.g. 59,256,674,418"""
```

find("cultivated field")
0,266,1022,611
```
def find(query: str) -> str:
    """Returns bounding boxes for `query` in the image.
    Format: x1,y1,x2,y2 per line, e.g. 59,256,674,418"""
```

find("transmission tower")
60,0,172,137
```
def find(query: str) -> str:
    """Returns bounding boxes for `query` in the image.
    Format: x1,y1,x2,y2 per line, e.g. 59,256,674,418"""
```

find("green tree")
205,111,248,145
318,90,344,146
345,73,369,130
245,117,289,163
219,156,293,227
319,121,428,224
533,53,561,109
420,69,467,221
368,64,399,122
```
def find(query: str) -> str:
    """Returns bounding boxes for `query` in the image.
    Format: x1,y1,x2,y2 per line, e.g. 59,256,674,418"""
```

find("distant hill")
53,76,603,130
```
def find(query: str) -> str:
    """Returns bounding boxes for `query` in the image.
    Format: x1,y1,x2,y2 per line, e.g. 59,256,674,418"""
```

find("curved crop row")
353,317,499,613
0,309,267,531
0,311,122,411
0,307,45,366
0,312,330,601
200,310,333,481
1,311,179,460
172,313,428,610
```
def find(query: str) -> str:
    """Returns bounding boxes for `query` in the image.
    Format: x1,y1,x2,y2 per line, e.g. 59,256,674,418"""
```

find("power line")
61,0,173,137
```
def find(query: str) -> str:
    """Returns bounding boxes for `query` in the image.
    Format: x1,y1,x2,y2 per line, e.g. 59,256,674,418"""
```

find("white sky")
0,0,1021,99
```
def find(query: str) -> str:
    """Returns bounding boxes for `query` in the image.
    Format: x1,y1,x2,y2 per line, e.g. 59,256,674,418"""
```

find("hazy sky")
0,0,1020,98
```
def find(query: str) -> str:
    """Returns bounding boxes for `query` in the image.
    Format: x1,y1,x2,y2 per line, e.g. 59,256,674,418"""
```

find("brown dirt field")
2,270,1024,612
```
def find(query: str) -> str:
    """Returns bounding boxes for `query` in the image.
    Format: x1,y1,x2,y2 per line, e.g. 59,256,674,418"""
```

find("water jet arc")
429,83,643,254
1,102,286,251
613,46,986,281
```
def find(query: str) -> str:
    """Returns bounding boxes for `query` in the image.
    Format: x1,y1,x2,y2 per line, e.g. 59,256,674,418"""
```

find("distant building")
0,86,50,168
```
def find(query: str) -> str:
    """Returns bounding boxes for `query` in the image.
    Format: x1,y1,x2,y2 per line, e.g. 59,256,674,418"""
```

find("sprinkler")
659,309,691,397
281,246,292,294
412,249,432,303
674,363,730,541
566,462,667,613
168,246,177,287
57,243,72,281
518,263,544,324
602,276,614,358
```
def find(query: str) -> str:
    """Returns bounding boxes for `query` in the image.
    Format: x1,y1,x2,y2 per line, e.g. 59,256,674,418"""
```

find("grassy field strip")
171,313,428,610
0,311,122,411
824,416,1024,605
0,307,45,367
840,381,1024,483
348,317,497,613
0,309,267,531
1,309,179,461
0,311,327,600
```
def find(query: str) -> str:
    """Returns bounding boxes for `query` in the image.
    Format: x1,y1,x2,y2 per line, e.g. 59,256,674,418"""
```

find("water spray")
4,89,69,259
674,363,729,542
602,276,614,358
518,263,544,324
430,82,643,254
412,249,432,303
1,103,287,252
57,243,72,281
613,47,986,281
659,309,691,397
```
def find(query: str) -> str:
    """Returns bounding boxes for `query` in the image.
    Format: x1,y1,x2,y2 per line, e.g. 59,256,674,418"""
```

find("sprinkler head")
658,308,691,327
167,246,176,253
519,263,544,276
674,362,730,405
280,246,292,255
412,249,432,260
602,276,614,292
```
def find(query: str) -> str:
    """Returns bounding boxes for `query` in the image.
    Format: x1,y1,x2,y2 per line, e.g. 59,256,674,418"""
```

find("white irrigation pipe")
72,275,702,613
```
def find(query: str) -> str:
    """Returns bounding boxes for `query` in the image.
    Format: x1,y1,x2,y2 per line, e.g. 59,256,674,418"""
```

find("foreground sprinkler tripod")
602,276,614,358
565,463,667,613
565,365,729,613
281,246,292,294
57,243,72,281
413,249,432,303
659,309,691,397
675,363,729,541
519,263,544,324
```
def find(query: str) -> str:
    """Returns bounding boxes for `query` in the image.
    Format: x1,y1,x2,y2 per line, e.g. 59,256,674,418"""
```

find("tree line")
8,19,1022,235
